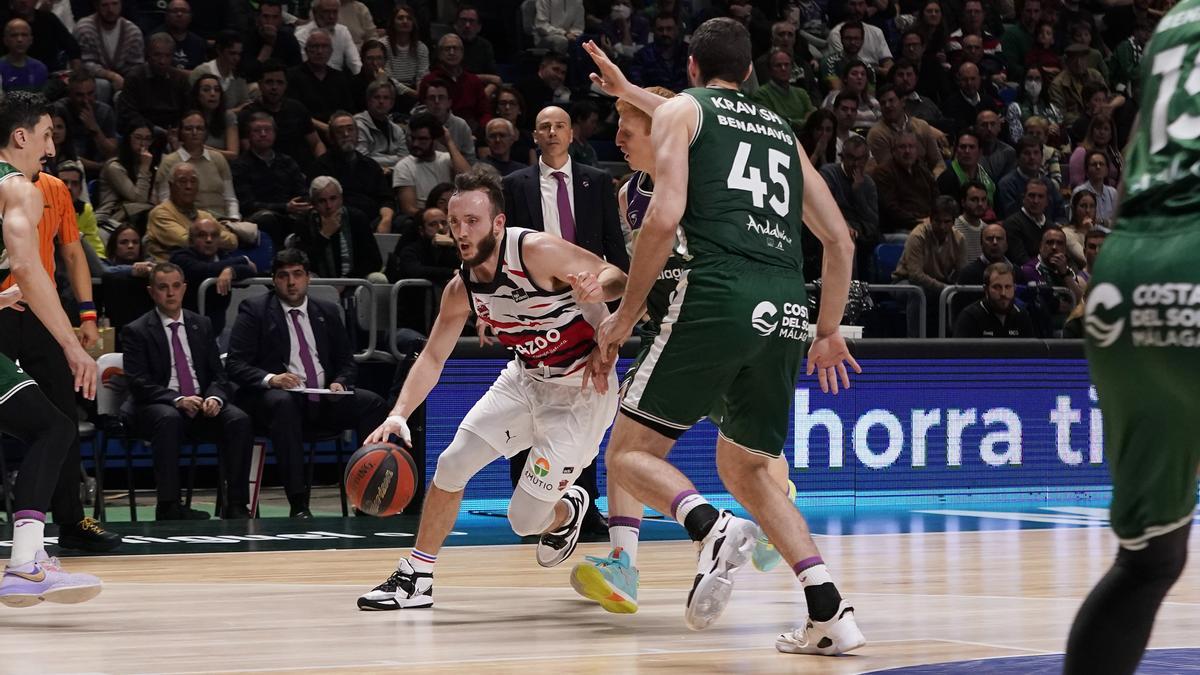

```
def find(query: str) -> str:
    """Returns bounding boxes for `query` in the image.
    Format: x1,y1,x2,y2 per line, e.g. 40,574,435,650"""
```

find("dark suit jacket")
501,161,629,271
121,309,231,410
225,292,356,391
169,248,257,334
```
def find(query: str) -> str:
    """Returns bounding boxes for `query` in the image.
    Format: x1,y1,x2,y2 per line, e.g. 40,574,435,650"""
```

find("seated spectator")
953,262,1035,337
96,119,158,226
820,22,873,91
240,0,302,83
996,137,1064,220
751,47,814,129
56,160,103,262
800,108,839,168
1023,21,1061,77
1005,65,1065,145
353,79,408,169
2,0,79,73
1000,0,1040,78
412,79,476,163
232,112,307,248
101,221,154,277
238,60,325,176
225,248,387,518
121,262,253,520
943,62,1002,135
899,29,948,104
1002,179,1054,266
289,176,381,279
190,30,249,111
1066,82,1120,145
380,5,428,99
1067,114,1122,188
629,13,687,92
753,20,820,104
1020,225,1084,313
568,100,599,167
960,222,1020,285
953,180,992,264
156,0,205,73
287,29,354,134
870,131,938,233
1063,189,1098,270
599,0,649,65
146,162,237,260
493,85,537,165
418,33,490,131
423,183,454,217
294,0,361,75
1067,21,1108,81
975,110,1015,183
118,32,191,132
352,39,397,112
74,0,143,99
891,59,941,123
455,4,499,87
190,74,239,161
46,108,81,178
385,205,456,284
55,69,117,175
947,0,1002,56
893,196,965,335
1071,150,1118,227
819,134,879,278
831,92,861,157
826,0,894,71
481,118,527,177
393,113,470,218
1021,115,1063,188
518,51,570,113
0,18,47,91
337,0,374,49
1079,228,1106,285
1050,44,1111,129
867,83,942,175
534,0,584,54
821,60,880,130
938,129,995,208
169,217,257,335
951,33,1008,89
1109,17,1154,103
314,111,397,232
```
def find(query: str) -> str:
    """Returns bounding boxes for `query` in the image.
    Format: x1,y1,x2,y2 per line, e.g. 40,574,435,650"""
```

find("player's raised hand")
567,272,604,304
367,414,412,447
805,332,861,395
0,286,24,312
584,40,630,98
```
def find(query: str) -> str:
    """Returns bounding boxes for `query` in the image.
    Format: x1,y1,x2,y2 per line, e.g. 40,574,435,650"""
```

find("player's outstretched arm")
583,40,668,116
796,141,861,394
1,179,96,399
366,277,472,445
522,232,627,304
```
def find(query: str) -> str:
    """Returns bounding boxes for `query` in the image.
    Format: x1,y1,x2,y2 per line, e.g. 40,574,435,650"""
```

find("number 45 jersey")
1121,7,1200,230
678,87,805,274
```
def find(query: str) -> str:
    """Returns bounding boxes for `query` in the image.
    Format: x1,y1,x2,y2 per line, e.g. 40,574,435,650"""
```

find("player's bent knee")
507,493,556,536
430,429,500,493
1118,524,1190,584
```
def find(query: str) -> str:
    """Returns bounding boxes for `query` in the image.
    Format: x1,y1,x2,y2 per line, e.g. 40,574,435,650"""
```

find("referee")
0,169,121,551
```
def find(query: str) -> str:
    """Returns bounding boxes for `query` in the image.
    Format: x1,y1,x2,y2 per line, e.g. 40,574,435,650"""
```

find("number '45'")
726,141,792,217
1151,44,1200,153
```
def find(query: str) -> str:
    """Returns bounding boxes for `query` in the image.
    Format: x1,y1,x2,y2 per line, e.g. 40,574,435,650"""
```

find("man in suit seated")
225,248,387,518
170,217,257,336
121,262,253,520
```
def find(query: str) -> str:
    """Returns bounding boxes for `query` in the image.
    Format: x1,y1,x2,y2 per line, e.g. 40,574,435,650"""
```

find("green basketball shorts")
0,353,35,407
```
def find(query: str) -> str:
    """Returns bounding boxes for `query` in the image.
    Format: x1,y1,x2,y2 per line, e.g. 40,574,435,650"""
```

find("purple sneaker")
0,551,103,608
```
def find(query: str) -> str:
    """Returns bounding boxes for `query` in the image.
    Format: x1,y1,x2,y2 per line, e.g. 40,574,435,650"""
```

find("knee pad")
430,430,499,493
506,491,556,536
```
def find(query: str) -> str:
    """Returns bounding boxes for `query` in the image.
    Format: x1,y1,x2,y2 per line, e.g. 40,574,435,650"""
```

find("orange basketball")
344,443,418,516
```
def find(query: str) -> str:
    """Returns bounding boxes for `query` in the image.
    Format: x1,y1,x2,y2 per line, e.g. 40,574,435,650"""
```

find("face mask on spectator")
1025,79,1042,98
611,4,632,20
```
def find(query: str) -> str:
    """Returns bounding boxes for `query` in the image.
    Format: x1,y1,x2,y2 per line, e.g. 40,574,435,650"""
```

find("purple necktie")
289,309,321,402
169,322,197,397
552,171,576,243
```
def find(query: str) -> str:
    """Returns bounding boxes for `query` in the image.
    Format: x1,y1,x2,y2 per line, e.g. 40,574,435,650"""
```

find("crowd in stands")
10,0,1139,520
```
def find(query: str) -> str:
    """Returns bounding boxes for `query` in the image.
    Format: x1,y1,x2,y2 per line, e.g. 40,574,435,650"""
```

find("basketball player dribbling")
355,168,626,610
589,18,865,653
0,91,102,607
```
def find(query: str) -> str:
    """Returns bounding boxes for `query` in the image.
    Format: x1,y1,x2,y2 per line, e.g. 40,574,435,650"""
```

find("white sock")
10,517,44,567
409,548,437,575
608,517,641,567
672,491,708,528
797,562,833,587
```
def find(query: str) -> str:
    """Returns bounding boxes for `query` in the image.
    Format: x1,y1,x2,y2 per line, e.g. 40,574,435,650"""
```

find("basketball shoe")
0,550,103,608
752,480,797,573
684,510,759,630
356,559,433,611
570,547,639,613
775,600,866,655
535,485,589,568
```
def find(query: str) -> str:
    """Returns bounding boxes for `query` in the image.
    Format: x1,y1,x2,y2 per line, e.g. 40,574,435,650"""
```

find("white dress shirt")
158,310,221,406
538,157,575,240
295,22,362,75
272,298,326,388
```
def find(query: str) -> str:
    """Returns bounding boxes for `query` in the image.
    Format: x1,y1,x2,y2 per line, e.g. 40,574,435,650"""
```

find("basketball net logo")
1085,283,1125,348
751,301,779,337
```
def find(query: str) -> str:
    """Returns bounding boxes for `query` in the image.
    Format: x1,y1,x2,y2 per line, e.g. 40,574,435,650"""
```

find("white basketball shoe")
684,510,759,630
776,600,866,655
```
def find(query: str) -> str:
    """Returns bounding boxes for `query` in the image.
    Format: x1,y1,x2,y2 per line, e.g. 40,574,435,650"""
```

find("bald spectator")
960,222,1021,285
287,29,354,134
117,32,190,131
454,4,500,87
943,62,1002,135
482,118,526,177
147,163,237,260
393,112,470,218
751,48,814,129
169,217,257,334
0,18,46,91
418,33,491,131
1,0,80,73
867,83,943,176
534,0,584,54
354,79,408,170
294,0,361,75
155,0,206,73
975,109,1015,181
290,176,382,280
871,130,938,233
74,0,143,98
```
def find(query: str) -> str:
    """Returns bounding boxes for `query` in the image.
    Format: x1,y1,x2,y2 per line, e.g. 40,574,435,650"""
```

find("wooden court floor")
4,526,1200,674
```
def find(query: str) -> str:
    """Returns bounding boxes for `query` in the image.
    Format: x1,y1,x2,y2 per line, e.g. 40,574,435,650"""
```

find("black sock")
803,583,843,623
683,504,720,542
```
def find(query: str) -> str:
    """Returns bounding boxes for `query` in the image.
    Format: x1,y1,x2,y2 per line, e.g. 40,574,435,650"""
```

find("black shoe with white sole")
357,559,434,611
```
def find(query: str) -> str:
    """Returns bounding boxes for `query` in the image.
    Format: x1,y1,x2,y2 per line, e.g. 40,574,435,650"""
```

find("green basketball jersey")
0,160,27,287
678,87,805,273
1121,1,1200,230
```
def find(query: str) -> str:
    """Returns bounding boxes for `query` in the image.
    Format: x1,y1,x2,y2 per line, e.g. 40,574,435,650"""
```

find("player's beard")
460,229,498,266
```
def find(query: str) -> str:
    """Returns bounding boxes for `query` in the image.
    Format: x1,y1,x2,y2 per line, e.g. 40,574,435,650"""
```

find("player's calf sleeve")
5,387,76,513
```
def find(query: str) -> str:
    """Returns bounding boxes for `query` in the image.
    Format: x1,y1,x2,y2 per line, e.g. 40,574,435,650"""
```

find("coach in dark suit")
501,106,629,271
225,248,387,518
500,105,625,534
121,263,253,521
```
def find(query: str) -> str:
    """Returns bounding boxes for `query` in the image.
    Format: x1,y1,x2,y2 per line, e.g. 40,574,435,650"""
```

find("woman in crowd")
191,74,239,161
1068,114,1122,188
96,120,159,228
1063,190,1098,270
1071,149,1119,226
101,223,154,277
493,85,537,164
1005,65,1065,145
799,108,839,168
822,60,881,129
381,5,429,99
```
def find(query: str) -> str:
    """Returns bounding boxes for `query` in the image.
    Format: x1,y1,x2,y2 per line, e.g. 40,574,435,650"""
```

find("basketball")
344,443,418,516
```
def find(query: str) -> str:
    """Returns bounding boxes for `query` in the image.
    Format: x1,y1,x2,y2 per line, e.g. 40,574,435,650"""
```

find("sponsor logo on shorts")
751,301,779,336
562,466,575,475
533,457,551,477
1086,283,1125,348
558,480,569,490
